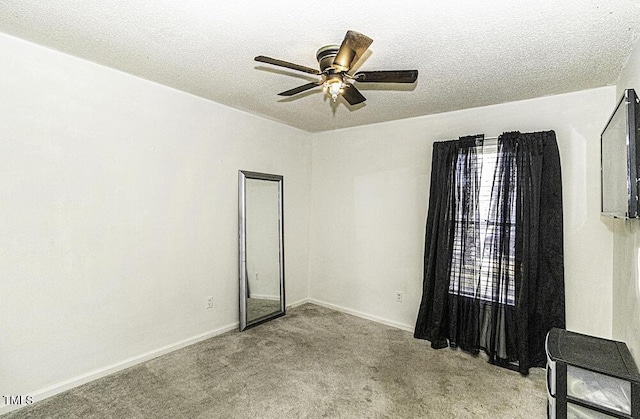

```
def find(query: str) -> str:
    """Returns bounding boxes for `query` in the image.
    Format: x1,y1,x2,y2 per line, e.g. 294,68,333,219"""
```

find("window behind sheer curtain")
448,141,516,306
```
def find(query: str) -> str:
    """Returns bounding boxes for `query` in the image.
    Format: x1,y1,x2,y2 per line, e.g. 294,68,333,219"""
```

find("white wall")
309,87,617,339
611,39,640,359
0,33,312,412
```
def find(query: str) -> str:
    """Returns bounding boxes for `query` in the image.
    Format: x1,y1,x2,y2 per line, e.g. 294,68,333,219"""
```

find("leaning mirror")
238,170,285,331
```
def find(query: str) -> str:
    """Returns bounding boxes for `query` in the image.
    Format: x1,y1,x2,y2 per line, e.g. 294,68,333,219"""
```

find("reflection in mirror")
239,171,285,330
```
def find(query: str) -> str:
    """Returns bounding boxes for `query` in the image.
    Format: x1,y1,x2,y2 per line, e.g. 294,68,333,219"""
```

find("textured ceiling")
1,1,640,132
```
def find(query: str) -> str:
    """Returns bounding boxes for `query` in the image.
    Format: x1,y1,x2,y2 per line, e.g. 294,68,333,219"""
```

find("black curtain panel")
414,130,565,375
414,135,483,349
504,131,565,372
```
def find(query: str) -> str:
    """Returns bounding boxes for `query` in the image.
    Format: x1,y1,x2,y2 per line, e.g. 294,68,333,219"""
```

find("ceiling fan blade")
333,31,373,72
341,85,367,105
255,56,321,75
355,70,419,83
278,82,322,96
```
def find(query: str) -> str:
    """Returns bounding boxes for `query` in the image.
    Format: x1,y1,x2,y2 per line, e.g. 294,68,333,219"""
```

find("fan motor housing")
316,45,339,72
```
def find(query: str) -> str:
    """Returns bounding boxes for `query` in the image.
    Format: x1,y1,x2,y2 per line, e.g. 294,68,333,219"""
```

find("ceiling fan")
255,30,418,106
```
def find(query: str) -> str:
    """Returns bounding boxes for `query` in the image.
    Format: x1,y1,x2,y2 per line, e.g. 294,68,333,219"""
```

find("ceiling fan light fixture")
324,79,344,102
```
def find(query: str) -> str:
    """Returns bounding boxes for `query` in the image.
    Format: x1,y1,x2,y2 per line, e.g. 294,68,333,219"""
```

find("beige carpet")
246,297,281,323
2,303,547,418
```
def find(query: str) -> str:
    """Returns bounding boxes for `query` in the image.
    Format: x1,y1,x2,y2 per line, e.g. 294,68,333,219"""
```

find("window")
448,142,516,306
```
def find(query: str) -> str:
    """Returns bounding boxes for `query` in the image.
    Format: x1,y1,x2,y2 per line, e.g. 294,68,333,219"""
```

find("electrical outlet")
255,273,259,281
395,291,403,303
206,296,214,309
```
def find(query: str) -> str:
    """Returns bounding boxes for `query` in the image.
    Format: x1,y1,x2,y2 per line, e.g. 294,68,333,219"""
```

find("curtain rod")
461,135,499,141
442,135,499,142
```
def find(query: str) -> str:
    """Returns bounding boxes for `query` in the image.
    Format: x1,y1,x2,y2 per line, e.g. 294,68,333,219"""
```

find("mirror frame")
238,170,285,331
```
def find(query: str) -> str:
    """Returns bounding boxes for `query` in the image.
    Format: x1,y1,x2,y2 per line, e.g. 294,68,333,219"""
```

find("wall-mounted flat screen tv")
601,88,640,218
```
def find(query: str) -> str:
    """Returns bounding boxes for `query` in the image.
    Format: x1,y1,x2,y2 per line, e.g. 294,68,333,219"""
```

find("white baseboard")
307,298,415,333
286,297,310,309
0,321,239,416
